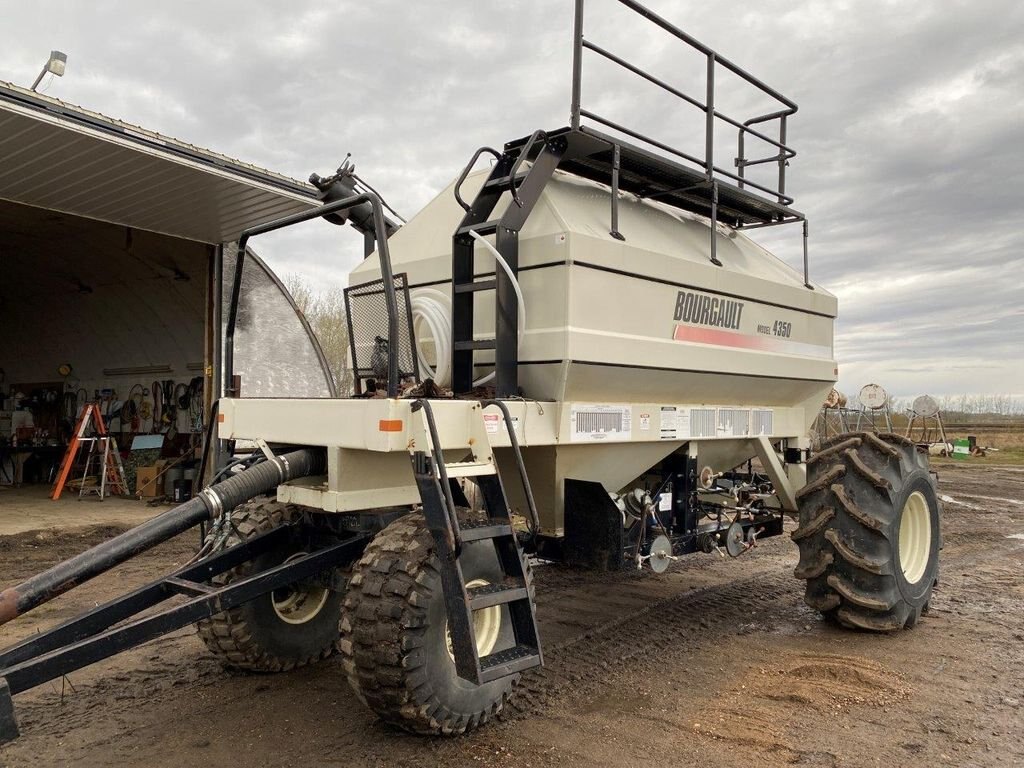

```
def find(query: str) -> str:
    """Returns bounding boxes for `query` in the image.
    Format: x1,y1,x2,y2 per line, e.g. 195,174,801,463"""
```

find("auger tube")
0,448,325,627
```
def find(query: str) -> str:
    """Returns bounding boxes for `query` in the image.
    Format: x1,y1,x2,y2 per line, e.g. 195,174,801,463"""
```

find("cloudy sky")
3,0,1022,400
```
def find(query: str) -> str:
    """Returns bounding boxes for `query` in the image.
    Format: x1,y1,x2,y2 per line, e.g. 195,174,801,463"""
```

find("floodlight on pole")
30,50,68,91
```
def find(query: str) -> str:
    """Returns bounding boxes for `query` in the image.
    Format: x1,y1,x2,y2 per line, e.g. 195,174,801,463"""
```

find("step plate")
468,582,529,610
459,523,513,542
479,644,541,682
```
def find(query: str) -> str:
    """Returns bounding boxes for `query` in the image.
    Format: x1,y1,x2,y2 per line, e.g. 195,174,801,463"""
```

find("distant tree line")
285,274,353,395
888,394,1024,419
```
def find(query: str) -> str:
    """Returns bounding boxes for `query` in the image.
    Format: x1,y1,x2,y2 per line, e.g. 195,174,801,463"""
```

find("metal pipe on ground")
0,447,325,627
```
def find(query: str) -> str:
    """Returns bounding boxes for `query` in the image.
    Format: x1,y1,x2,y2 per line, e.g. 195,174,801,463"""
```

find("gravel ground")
0,462,1022,768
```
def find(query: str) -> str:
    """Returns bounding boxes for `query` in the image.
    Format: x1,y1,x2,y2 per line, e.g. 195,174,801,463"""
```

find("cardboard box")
136,466,162,498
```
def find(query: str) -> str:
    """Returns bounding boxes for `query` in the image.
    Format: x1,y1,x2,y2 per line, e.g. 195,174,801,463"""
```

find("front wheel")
793,432,941,631
340,513,522,735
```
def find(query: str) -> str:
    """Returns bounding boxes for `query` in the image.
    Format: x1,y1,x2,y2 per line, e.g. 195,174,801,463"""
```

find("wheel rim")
899,491,932,584
271,553,331,625
446,578,503,661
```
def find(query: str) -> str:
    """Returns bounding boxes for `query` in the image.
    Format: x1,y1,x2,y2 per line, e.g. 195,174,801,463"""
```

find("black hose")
0,447,325,626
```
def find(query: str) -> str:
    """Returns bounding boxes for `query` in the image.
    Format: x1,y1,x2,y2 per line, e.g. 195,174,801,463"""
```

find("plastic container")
164,467,185,487
172,478,193,503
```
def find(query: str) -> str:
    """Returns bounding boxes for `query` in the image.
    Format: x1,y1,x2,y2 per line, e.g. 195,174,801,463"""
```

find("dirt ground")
1,463,1022,768
0,486,157,536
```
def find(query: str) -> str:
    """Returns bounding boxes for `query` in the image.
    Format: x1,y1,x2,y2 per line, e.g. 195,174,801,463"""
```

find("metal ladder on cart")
409,399,543,684
449,131,567,397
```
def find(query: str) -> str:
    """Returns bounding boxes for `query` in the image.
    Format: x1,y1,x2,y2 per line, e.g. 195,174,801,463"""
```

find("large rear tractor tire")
793,432,941,631
196,498,345,672
340,513,522,735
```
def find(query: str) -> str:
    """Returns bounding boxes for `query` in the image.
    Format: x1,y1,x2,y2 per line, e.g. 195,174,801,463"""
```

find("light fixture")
30,50,68,92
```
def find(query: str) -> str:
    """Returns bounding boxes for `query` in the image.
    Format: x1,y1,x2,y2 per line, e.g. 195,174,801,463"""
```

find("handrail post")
610,143,624,240
571,0,585,130
802,219,812,289
736,127,746,190
705,52,715,179
709,183,722,266
778,115,788,203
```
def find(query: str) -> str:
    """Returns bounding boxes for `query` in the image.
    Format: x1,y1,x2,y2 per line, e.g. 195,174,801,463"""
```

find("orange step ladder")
52,404,126,500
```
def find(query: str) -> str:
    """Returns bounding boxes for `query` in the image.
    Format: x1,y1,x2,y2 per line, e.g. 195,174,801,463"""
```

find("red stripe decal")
672,325,831,359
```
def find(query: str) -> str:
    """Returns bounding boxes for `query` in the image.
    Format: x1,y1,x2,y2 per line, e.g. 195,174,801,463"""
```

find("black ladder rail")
408,400,478,681
409,399,464,557
479,399,541,537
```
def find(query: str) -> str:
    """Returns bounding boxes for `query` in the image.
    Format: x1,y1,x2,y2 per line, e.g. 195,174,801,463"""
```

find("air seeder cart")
0,0,941,741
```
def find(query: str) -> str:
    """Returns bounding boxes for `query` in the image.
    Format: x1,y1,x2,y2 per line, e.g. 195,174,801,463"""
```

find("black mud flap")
563,479,625,571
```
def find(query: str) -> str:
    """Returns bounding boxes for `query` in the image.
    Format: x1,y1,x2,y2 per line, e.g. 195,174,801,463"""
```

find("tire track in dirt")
502,521,1022,726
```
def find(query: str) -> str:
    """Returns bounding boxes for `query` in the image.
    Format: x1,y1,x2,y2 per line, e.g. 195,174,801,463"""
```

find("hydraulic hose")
0,448,325,627
411,230,527,388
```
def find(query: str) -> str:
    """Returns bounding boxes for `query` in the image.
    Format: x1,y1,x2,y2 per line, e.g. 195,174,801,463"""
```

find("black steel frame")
0,524,367,707
224,192,404,398
450,133,567,396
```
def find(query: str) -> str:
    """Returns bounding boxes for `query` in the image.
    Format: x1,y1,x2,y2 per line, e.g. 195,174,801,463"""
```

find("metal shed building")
0,81,333,487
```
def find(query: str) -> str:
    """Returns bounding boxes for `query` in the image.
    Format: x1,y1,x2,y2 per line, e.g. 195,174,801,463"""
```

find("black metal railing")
570,0,798,206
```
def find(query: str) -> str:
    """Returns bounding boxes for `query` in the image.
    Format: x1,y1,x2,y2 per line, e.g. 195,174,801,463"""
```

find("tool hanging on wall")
51,403,126,500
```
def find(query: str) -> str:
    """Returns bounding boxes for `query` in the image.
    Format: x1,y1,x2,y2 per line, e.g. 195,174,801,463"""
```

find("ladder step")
468,580,529,610
445,460,496,478
453,279,497,294
453,339,495,351
482,172,529,191
456,220,500,237
479,644,542,682
459,523,513,542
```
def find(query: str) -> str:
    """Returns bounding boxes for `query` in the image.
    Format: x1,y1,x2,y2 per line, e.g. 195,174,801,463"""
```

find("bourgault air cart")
0,0,941,741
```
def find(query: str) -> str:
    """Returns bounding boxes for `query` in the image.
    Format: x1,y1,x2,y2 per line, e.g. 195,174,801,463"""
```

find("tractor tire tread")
794,432,939,632
196,498,336,672
340,513,522,736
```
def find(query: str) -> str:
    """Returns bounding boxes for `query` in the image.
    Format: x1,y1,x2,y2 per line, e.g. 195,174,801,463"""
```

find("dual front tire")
198,503,518,735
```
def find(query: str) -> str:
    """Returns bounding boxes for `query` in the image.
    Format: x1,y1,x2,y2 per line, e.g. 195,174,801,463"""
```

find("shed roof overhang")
0,81,319,244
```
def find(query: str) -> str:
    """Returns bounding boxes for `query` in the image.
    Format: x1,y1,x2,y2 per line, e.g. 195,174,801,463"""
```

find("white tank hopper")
346,169,837,530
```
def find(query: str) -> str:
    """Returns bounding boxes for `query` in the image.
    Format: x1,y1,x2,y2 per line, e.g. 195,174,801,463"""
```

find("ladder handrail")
410,400,463,558
479,399,541,538
453,146,502,213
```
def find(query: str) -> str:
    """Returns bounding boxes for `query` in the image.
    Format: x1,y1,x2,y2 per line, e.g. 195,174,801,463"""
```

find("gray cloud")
3,0,1022,398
